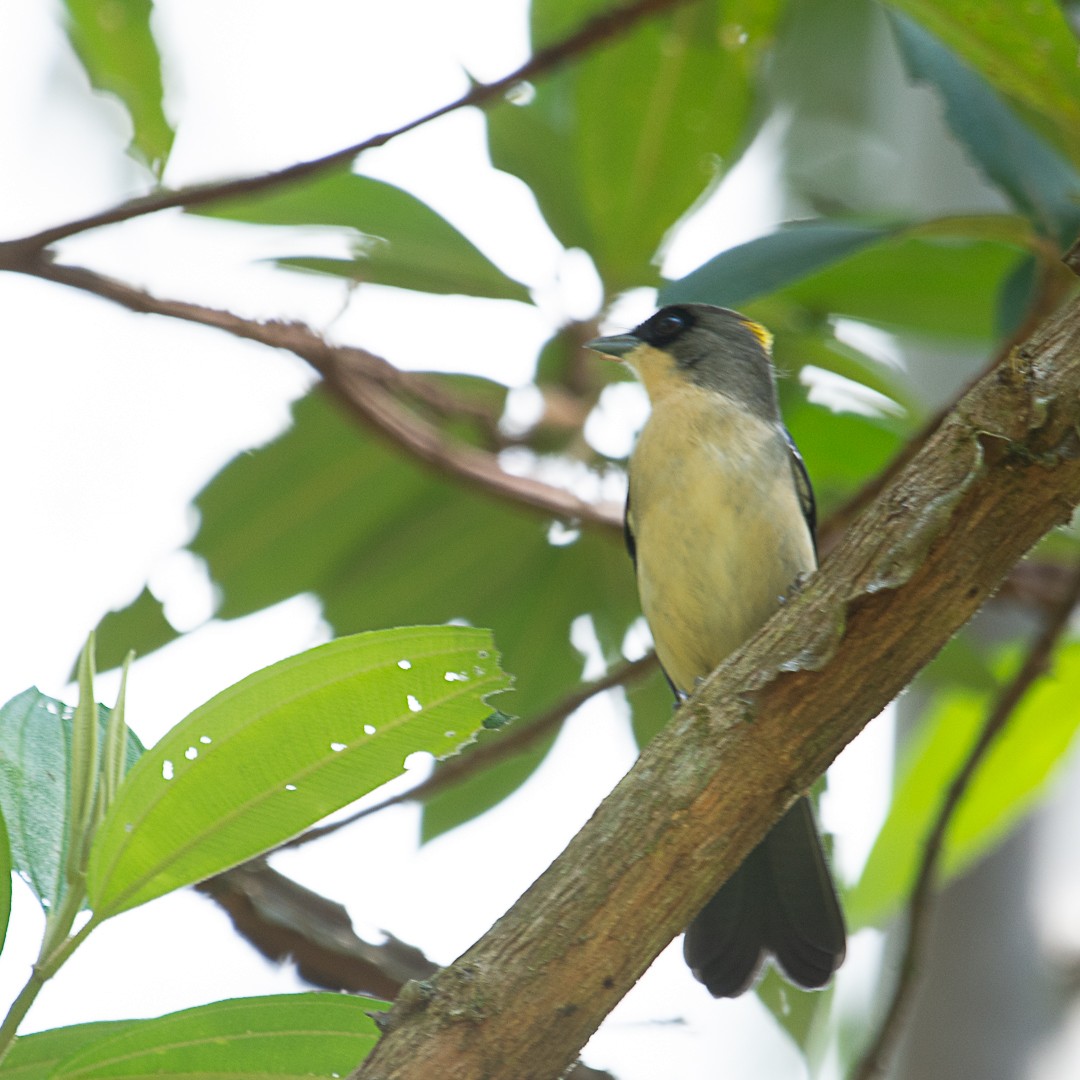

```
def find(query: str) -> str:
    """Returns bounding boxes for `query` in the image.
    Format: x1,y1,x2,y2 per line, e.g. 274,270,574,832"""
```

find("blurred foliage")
62,0,173,175
71,0,1080,1059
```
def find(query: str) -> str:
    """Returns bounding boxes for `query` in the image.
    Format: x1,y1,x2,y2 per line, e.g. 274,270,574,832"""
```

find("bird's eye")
650,310,687,342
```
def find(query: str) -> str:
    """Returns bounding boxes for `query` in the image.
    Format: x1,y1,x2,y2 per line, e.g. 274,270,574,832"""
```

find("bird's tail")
683,796,846,997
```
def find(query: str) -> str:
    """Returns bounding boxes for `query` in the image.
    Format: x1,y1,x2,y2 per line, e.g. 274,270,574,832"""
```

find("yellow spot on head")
740,319,773,353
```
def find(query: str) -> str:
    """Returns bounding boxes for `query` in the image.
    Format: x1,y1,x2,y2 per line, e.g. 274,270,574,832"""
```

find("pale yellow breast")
628,385,815,694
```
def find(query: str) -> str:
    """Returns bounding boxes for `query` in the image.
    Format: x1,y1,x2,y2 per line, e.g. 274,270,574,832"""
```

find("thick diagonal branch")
349,299,1080,1079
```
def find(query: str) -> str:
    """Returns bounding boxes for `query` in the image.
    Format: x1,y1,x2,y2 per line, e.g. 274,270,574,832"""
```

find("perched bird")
588,303,846,998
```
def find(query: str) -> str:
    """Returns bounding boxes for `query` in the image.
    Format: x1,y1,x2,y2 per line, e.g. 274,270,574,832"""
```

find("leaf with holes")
86,626,511,919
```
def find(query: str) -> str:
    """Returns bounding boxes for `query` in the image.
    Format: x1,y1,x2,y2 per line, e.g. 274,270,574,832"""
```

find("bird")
587,302,846,998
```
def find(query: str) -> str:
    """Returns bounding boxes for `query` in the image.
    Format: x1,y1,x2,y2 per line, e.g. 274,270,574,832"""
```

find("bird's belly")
629,411,814,694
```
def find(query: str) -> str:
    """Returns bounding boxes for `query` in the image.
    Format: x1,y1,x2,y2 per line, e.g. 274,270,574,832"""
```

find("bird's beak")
585,333,640,361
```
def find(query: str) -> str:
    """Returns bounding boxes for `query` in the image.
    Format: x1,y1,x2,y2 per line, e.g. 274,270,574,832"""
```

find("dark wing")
783,427,817,556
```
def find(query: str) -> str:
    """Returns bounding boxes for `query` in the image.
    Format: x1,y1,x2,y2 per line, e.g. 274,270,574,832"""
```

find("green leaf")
0,690,143,912
193,168,530,302
489,0,783,292
627,667,675,749
848,642,1080,929
0,1022,134,1080
62,0,173,175
0,808,10,958
67,637,101,885
772,232,1030,341
661,222,901,308
87,626,512,918
995,253,1040,340
92,587,179,675
756,966,832,1056
887,11,1080,246
42,995,385,1078
883,0,1080,168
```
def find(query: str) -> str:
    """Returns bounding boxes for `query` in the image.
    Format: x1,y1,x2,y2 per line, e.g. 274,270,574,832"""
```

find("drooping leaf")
193,168,530,302
489,0,784,292
0,690,143,912
887,11,1080,246
883,0,1080,167
661,222,901,308
40,995,385,1078
87,626,511,918
848,642,1080,929
62,0,173,174
0,1022,134,1080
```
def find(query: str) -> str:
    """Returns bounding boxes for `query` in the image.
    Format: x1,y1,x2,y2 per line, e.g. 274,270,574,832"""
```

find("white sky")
7,2,1076,1078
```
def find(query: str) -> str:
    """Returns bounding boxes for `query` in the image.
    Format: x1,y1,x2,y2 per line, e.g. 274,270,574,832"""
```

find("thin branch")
280,653,658,851
0,0,699,258
851,559,1080,1080
13,255,622,532
196,860,439,999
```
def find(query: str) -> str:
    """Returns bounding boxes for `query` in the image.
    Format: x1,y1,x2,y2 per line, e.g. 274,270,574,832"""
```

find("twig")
12,255,622,532
851,559,1080,1080
280,653,658,851
0,0,699,258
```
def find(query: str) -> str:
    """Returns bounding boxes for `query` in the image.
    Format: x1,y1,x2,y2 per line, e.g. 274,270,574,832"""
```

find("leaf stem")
0,900,99,1068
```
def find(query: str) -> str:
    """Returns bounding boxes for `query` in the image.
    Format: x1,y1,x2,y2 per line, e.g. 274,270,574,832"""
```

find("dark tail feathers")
683,797,846,997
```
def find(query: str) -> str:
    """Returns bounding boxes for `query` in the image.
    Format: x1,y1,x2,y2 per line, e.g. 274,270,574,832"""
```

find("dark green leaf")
62,0,173,174
193,169,530,302
420,730,558,844
848,642,1080,929
661,222,900,308
87,626,511,918
995,253,1039,340
887,11,1080,245
0,1022,134,1080
627,667,674,749
92,586,178,675
46,994,386,1078
780,399,905,516
489,0,783,292
0,690,143,912
772,232,1029,341
883,0,1080,167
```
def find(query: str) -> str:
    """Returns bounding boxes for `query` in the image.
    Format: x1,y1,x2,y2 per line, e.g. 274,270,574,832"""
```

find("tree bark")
351,295,1080,1080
